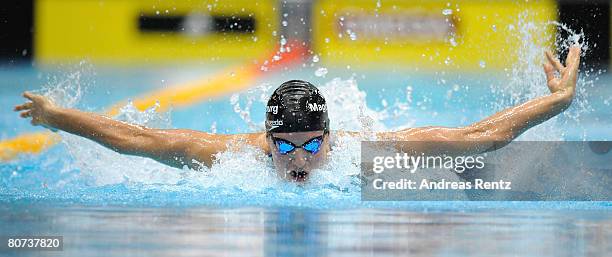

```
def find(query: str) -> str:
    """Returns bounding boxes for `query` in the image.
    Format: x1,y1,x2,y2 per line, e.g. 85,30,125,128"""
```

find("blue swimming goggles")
272,136,324,155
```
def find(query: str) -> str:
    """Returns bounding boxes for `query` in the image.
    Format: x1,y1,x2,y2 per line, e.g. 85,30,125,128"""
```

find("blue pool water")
1,50,611,256
1,63,611,256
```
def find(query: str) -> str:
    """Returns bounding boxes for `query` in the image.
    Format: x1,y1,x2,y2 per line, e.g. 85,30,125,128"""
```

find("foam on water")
1,13,605,208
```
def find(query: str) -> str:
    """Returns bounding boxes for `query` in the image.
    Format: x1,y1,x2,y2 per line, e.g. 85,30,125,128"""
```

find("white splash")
39,61,92,108
315,67,328,77
491,11,594,141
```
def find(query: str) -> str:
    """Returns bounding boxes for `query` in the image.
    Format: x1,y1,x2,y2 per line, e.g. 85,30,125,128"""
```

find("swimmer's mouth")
288,170,309,182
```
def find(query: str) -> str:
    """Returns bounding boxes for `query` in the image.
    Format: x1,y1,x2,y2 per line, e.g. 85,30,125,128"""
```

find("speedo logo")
307,103,327,112
266,105,278,114
266,119,283,130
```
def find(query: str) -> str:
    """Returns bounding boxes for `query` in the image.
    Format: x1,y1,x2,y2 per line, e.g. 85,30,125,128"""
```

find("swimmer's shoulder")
331,130,359,138
244,132,270,154
328,130,362,147
191,131,268,153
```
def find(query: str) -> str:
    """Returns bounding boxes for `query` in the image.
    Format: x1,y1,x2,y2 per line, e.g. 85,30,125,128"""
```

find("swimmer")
14,47,581,182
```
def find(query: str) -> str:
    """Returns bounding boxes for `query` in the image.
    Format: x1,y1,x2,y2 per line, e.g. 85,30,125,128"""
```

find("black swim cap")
265,80,329,134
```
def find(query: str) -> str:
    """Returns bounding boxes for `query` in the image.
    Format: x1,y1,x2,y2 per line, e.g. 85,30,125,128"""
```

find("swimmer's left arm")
13,92,267,170
376,46,581,155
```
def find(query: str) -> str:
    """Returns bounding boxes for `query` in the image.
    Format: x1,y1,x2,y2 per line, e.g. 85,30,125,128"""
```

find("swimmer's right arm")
14,92,267,169
365,46,582,156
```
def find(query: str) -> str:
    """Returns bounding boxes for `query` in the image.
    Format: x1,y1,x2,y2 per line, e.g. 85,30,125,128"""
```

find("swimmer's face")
267,130,331,183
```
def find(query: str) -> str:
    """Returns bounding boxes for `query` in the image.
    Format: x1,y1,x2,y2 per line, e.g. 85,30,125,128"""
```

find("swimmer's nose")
291,149,308,168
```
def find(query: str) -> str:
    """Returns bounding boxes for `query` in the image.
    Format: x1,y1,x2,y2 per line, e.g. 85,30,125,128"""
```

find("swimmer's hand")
543,46,581,101
14,92,58,131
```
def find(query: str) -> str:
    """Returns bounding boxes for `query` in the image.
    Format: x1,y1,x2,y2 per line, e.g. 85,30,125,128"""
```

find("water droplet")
449,37,457,47
442,9,453,15
155,10,160,15
280,37,287,45
314,67,328,77
479,60,486,68
325,38,330,43
312,55,319,63
283,13,288,17
273,55,281,61
492,24,497,32
348,30,357,40
282,20,288,26
444,57,452,65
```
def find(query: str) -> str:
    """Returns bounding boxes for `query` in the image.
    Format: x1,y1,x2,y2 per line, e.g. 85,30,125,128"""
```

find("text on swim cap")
307,103,327,112
266,105,279,114
266,120,284,130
